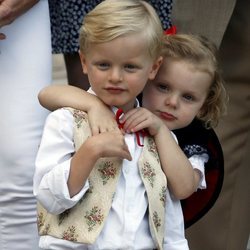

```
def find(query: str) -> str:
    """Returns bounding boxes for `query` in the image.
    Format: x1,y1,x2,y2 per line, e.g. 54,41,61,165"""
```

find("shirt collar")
87,87,140,114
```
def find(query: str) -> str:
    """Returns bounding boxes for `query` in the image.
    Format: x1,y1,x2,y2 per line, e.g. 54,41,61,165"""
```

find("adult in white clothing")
0,1,51,249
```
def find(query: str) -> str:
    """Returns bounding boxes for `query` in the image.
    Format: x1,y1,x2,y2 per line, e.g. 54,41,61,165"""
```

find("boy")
34,1,193,249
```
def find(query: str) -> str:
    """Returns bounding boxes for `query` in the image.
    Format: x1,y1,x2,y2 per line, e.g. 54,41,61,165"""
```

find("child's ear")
148,56,163,80
79,50,88,74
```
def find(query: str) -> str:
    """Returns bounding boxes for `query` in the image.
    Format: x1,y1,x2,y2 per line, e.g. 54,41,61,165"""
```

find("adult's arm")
0,0,39,27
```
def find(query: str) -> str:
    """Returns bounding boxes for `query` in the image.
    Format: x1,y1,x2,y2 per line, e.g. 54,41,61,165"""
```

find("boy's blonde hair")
163,34,228,128
79,0,163,60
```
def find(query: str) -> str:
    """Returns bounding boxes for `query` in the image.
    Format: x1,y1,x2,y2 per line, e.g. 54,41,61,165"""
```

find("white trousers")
0,1,51,249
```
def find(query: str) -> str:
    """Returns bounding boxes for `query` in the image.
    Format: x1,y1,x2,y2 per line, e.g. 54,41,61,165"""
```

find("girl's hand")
38,85,119,136
88,102,119,136
120,107,165,136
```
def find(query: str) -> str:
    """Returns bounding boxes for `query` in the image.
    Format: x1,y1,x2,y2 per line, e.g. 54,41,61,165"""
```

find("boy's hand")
69,129,131,197
120,107,165,136
88,102,119,136
89,130,132,161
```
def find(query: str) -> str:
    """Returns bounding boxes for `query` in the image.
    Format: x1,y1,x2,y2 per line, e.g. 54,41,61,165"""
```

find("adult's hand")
0,0,39,28
0,32,6,39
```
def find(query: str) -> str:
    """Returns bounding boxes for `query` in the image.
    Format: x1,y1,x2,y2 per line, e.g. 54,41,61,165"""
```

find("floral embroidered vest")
37,108,167,249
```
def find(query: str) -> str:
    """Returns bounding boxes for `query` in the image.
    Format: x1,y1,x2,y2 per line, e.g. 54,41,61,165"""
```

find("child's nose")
165,94,179,108
109,68,122,83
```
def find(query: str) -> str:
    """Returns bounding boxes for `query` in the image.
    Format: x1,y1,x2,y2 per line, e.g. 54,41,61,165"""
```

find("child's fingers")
121,108,146,130
99,123,119,133
95,129,131,161
124,115,148,132
91,125,100,136
111,131,132,160
122,145,132,161
120,108,139,123
128,120,150,133
90,121,119,135
123,110,151,132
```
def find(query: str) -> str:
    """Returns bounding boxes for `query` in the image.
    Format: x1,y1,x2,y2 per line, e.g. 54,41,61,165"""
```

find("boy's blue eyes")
98,63,109,69
96,63,137,71
125,64,136,70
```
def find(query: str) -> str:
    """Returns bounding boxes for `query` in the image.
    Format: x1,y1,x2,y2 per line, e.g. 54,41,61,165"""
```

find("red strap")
116,108,147,147
115,108,125,129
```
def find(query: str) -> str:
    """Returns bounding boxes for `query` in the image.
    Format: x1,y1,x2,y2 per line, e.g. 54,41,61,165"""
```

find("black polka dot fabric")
49,0,173,54
149,0,173,30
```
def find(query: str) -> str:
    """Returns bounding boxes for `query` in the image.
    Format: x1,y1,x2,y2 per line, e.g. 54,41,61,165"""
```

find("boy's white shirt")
34,89,206,250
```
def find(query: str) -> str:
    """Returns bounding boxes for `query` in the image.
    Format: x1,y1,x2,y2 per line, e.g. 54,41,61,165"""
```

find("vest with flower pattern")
37,108,167,249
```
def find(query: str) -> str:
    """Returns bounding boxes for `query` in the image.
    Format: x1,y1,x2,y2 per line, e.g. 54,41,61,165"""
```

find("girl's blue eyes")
156,83,195,102
183,95,194,101
157,84,169,91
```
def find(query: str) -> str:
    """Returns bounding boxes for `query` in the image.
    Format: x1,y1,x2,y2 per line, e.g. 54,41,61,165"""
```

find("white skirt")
0,1,51,249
